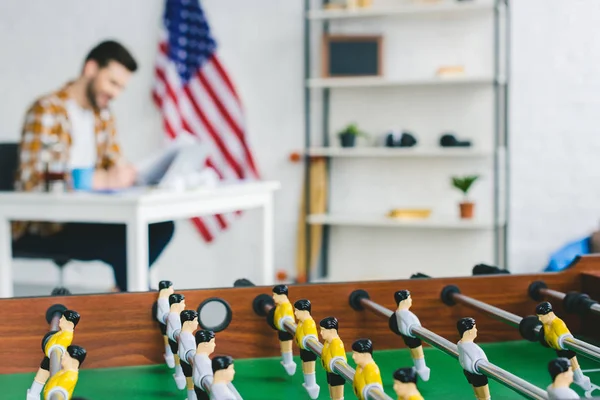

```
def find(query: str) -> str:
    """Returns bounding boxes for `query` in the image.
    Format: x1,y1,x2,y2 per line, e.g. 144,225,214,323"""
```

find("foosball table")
3,256,600,399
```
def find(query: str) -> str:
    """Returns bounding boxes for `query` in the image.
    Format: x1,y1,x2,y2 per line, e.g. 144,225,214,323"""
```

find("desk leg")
261,194,275,286
126,218,149,292
0,217,13,298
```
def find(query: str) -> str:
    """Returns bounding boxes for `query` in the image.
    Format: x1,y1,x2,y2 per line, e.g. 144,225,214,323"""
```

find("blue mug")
71,167,94,191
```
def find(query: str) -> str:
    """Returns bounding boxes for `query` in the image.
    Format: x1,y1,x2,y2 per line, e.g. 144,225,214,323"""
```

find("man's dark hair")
548,357,571,381
536,302,553,316
352,338,373,354
195,330,215,345
272,285,288,296
393,367,418,384
159,280,173,290
319,316,338,331
67,345,87,366
294,299,311,312
394,290,411,305
85,40,138,72
457,317,476,337
63,310,80,327
169,293,185,306
180,310,198,325
212,355,234,373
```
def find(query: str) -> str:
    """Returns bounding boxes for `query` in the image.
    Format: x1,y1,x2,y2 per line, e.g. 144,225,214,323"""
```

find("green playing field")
3,340,600,399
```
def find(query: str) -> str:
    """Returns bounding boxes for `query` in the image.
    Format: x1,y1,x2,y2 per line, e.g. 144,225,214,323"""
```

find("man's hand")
91,164,136,190
107,163,137,189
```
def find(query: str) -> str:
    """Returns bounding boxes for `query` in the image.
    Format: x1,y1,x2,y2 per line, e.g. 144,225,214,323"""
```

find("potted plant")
337,123,366,148
451,175,479,219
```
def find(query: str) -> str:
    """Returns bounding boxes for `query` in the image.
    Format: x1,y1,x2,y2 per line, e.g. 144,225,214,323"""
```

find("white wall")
1,0,304,290
509,0,600,273
2,0,599,292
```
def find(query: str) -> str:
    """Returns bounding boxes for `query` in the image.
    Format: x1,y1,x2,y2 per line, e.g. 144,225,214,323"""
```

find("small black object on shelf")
410,273,431,279
385,131,417,148
472,263,510,276
440,133,471,147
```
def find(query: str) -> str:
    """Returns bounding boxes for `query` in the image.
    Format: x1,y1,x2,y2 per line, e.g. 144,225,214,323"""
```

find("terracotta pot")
459,202,475,219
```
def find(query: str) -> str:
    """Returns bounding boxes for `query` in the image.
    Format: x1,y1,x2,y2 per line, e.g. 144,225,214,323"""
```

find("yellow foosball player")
393,367,424,400
319,317,347,400
293,299,320,399
27,310,81,400
43,345,87,400
269,285,297,375
351,339,383,400
536,301,591,391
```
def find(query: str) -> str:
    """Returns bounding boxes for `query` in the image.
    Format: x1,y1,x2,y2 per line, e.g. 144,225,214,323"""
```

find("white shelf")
307,213,498,229
307,1,495,20
307,75,501,88
305,147,496,158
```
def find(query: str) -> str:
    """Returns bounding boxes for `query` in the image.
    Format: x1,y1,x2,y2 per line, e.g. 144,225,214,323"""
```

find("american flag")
152,0,260,242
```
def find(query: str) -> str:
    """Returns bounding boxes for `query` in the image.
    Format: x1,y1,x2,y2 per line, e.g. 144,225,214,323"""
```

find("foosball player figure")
193,330,216,400
210,356,236,400
351,339,383,400
294,299,320,399
319,317,347,400
546,357,579,400
27,310,81,400
156,280,176,368
393,367,424,400
178,310,199,400
167,293,187,390
268,284,297,375
456,317,490,400
43,345,87,400
536,301,591,390
391,290,430,381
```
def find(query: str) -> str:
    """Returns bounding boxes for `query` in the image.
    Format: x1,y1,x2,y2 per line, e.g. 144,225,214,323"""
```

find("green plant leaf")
451,175,479,195
338,123,367,137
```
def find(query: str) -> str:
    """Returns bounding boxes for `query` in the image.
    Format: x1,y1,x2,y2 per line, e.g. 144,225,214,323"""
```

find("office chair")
0,142,71,287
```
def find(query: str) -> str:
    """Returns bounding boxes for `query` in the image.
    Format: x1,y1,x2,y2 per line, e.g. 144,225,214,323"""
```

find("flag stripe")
183,84,245,177
198,68,259,177
153,0,259,242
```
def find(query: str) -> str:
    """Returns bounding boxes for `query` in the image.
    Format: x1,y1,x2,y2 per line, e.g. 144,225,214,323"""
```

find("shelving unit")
306,0,495,20
307,213,497,229
307,75,501,88
302,0,510,282
304,146,501,158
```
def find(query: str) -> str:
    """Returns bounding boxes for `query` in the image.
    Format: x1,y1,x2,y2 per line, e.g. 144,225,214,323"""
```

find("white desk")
0,181,280,298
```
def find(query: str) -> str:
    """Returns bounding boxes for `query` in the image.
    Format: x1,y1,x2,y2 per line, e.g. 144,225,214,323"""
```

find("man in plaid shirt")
11,40,174,292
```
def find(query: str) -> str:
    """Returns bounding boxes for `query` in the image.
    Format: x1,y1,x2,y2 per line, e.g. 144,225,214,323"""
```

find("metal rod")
453,292,522,328
477,360,547,400
411,326,459,359
49,391,66,400
539,288,565,301
281,319,393,400
539,287,600,317
49,348,62,377
451,292,600,364
360,298,548,400
48,310,63,378
564,337,600,364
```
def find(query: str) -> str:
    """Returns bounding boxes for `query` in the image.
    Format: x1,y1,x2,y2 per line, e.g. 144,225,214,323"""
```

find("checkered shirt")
11,83,122,240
